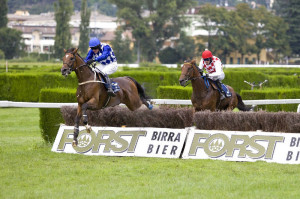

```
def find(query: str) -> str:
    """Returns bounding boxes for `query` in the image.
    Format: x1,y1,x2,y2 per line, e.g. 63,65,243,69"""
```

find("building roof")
8,11,117,30
11,24,79,35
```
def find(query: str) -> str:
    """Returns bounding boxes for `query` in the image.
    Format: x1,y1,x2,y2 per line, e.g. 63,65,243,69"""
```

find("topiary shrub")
39,88,76,143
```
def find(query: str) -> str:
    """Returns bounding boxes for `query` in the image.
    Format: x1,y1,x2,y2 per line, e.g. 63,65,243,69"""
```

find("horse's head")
61,48,79,77
179,60,199,87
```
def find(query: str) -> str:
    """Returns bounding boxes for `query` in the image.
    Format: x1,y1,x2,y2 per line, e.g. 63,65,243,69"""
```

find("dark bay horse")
179,60,250,112
61,48,152,146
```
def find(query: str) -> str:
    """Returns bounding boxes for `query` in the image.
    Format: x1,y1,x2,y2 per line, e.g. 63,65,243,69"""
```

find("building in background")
7,11,117,54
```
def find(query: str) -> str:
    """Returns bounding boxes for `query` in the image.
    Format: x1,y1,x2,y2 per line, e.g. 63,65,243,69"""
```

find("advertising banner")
52,125,188,158
182,128,300,164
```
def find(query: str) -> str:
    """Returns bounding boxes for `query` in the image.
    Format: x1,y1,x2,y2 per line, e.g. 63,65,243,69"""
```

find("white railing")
117,63,300,68
1,99,300,113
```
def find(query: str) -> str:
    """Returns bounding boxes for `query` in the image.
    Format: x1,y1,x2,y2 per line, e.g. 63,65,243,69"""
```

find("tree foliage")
0,0,8,28
110,0,195,62
158,47,180,64
111,29,133,63
0,28,23,59
273,0,300,55
78,0,91,55
198,3,290,63
53,0,73,58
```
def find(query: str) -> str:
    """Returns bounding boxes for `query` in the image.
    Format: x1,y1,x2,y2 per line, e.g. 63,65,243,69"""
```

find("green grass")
1,108,300,199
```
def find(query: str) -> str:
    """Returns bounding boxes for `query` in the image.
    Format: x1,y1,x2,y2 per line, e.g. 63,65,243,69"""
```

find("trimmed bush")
112,71,181,98
39,88,76,143
241,88,300,112
0,73,77,101
157,86,192,99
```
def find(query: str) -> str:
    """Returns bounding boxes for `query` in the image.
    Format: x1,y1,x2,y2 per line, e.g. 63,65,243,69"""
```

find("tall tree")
176,31,196,62
53,0,73,58
230,3,255,64
109,0,195,62
0,0,8,28
253,6,290,63
111,29,133,63
0,28,23,59
78,0,91,55
273,0,300,56
198,4,234,62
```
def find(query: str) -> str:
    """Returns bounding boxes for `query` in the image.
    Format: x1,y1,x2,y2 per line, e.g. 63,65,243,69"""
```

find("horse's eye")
70,57,74,61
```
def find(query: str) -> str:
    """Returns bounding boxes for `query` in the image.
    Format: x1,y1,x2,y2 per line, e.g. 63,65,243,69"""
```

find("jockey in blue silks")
84,37,118,97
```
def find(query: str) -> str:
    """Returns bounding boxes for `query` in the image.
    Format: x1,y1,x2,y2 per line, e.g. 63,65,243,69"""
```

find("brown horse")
179,60,250,112
61,48,152,146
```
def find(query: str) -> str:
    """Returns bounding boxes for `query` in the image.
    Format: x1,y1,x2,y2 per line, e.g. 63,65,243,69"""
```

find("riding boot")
216,80,226,100
104,74,116,97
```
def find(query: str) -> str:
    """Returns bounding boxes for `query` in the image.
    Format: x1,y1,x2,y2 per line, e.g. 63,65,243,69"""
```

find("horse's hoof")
72,140,78,147
148,103,153,110
85,125,92,133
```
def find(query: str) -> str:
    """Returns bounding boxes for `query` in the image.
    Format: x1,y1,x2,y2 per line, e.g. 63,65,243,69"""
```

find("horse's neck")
74,57,94,82
191,75,208,97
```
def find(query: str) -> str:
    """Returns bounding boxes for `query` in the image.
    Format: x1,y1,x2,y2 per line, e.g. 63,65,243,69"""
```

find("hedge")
1,70,299,102
39,88,76,143
157,86,192,99
0,73,77,101
240,88,300,112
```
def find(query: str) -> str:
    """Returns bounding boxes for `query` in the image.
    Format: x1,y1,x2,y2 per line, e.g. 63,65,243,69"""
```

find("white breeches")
209,72,225,81
95,61,118,75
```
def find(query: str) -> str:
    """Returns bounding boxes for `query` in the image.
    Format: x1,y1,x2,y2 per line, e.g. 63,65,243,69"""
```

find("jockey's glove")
206,73,209,77
86,59,95,65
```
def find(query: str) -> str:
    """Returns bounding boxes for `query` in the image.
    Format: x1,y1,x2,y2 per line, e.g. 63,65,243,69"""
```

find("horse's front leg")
73,104,82,146
82,102,94,133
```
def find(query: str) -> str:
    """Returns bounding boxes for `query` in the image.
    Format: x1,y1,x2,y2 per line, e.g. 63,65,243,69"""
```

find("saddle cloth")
219,83,232,97
98,74,120,93
104,81,120,93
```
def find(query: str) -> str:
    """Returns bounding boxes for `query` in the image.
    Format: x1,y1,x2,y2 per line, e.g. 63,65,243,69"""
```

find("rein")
181,62,201,86
66,52,105,86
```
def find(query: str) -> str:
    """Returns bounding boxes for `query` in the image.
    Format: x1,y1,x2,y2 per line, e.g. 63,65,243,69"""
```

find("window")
230,57,233,64
237,58,240,64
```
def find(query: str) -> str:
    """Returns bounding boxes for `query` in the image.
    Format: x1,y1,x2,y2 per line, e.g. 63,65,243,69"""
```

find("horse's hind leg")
141,98,153,110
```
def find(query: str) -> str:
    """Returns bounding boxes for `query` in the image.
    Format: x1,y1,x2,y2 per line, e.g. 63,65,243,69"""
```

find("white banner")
52,126,300,164
52,125,188,158
182,128,300,164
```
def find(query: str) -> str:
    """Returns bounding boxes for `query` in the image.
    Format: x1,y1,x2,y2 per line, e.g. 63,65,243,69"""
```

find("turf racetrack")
1,108,300,199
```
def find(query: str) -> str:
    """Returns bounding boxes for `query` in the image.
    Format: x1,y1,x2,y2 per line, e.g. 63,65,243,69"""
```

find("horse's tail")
126,76,153,110
237,93,252,111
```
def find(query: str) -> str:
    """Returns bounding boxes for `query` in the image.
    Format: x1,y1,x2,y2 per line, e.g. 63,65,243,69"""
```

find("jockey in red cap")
198,49,226,100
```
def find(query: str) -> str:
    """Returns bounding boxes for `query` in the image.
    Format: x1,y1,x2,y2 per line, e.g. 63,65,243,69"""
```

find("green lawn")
1,108,300,199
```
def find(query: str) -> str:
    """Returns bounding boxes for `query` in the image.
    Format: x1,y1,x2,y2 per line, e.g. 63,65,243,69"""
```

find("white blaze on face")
66,54,69,58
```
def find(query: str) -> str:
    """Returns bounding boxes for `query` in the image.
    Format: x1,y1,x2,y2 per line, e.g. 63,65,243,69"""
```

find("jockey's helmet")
202,50,213,59
89,37,101,48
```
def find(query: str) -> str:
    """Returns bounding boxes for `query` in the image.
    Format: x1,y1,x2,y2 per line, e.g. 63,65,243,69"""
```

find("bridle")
63,52,86,72
180,62,201,87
